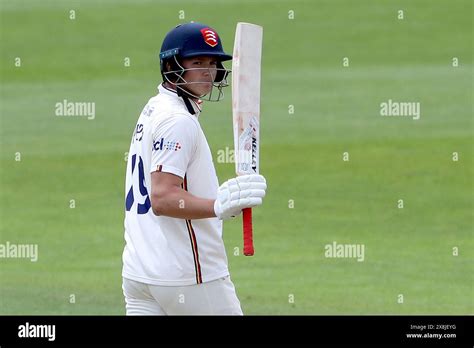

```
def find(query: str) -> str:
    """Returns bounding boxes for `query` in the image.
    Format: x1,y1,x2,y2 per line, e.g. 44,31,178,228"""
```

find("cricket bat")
232,22,263,256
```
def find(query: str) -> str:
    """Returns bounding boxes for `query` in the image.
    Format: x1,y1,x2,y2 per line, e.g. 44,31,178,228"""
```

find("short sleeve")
150,115,198,178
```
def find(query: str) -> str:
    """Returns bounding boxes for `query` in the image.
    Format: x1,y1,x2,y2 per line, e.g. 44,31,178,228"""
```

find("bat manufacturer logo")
200,28,218,47
237,115,259,174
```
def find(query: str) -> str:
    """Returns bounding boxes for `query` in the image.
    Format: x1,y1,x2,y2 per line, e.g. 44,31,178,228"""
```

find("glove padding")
214,174,267,220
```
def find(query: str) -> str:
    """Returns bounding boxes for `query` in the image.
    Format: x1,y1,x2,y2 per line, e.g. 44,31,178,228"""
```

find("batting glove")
214,174,267,220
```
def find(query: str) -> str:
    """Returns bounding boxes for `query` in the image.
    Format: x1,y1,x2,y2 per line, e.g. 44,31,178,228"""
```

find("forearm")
152,186,216,219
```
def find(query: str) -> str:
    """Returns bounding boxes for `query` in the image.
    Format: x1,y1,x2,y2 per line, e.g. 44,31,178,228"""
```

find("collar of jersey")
158,83,201,117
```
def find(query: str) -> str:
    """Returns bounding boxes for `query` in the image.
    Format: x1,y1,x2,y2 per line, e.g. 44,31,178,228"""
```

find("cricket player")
121,22,267,315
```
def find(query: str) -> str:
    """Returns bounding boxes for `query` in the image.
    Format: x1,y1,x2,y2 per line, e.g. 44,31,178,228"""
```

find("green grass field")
0,0,472,315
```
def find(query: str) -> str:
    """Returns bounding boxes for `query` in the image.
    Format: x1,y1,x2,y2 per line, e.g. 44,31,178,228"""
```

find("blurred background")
0,0,472,314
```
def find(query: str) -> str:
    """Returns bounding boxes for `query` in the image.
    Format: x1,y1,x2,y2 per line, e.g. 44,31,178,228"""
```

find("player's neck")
162,82,201,115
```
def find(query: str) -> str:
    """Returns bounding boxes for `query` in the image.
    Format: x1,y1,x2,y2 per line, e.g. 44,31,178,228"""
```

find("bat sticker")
238,115,259,174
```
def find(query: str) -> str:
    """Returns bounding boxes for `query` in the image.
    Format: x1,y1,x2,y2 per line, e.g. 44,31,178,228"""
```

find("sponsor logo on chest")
153,138,182,151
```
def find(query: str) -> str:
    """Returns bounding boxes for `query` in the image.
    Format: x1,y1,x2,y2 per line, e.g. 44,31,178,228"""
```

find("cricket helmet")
160,22,232,62
159,22,232,101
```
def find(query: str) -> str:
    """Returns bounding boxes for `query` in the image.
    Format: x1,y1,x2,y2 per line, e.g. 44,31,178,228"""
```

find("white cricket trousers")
122,276,243,315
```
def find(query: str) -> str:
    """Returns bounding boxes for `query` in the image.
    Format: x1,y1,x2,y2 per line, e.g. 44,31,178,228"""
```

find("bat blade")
232,22,263,256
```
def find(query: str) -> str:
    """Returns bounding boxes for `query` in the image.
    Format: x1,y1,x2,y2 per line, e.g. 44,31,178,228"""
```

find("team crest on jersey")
153,138,182,152
200,28,218,47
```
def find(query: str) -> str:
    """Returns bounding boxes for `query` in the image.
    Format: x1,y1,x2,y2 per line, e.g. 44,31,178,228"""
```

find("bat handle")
243,208,254,256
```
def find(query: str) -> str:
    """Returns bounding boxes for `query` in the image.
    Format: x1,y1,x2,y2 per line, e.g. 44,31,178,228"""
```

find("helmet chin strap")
162,78,201,115
176,86,201,115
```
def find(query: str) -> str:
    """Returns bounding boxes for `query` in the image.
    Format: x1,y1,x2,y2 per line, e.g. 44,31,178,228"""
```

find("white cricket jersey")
122,84,229,286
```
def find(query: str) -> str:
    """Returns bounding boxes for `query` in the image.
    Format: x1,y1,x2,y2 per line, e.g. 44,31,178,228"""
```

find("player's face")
182,56,218,97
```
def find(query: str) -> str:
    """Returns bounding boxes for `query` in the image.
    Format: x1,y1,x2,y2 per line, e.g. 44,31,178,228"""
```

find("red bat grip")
243,208,254,256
